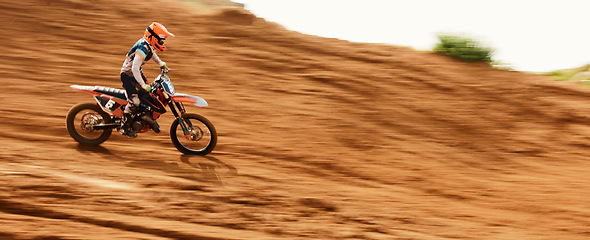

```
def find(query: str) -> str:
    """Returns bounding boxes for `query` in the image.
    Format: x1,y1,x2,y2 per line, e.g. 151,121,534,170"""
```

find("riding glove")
160,62,169,70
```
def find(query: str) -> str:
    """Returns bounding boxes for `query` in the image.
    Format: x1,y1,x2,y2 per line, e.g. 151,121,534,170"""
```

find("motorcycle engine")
132,120,146,132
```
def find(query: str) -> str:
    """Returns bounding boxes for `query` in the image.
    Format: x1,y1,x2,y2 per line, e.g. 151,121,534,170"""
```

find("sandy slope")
1,0,590,239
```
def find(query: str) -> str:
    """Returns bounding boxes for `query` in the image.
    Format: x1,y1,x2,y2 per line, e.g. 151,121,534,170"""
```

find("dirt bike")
66,69,217,155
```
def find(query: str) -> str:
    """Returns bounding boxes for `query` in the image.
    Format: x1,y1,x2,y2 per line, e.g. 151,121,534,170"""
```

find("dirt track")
1,0,590,239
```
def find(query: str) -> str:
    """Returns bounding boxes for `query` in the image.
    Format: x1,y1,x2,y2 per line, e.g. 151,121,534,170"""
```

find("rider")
120,22,174,137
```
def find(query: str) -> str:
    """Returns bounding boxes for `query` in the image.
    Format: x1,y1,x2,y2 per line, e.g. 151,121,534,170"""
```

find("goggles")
147,27,167,45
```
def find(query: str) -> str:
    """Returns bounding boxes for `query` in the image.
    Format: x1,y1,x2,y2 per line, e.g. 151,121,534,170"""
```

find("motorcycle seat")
93,86,127,100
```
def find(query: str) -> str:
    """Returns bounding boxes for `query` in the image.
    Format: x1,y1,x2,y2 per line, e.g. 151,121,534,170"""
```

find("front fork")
169,101,192,138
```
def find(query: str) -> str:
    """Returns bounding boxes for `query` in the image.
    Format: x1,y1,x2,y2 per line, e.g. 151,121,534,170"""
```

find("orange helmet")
144,22,175,52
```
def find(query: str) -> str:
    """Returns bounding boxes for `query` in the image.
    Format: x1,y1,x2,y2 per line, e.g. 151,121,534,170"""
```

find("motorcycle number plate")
95,96,121,112
162,79,175,95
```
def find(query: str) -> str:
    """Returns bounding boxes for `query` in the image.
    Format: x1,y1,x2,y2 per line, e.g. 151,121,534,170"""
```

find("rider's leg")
121,72,147,115
122,94,140,132
120,73,141,137
123,94,140,114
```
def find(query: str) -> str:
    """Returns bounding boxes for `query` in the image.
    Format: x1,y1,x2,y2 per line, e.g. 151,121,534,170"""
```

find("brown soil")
1,0,589,239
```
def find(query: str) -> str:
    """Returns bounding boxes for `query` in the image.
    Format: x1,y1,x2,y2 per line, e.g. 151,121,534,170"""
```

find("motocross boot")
121,112,137,138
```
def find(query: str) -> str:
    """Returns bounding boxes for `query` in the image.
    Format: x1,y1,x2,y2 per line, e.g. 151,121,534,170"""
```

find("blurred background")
1,0,589,239
236,0,590,73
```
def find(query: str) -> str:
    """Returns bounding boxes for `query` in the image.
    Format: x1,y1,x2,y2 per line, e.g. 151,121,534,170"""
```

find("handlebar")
149,68,170,93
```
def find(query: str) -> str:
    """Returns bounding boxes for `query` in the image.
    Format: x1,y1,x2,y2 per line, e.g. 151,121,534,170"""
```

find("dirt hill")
1,0,590,239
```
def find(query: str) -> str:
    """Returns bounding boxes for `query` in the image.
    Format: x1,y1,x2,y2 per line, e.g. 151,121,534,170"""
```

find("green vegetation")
491,60,514,71
548,69,574,81
547,64,590,81
434,34,493,64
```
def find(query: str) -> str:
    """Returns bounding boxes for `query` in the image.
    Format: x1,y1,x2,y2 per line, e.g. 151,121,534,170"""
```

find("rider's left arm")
151,51,167,69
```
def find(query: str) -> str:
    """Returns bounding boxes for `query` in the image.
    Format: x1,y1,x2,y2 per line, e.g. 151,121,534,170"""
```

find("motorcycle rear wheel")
66,103,112,145
170,113,217,155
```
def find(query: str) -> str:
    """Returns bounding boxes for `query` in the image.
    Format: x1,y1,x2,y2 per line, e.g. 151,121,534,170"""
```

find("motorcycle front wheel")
170,113,217,155
66,103,112,145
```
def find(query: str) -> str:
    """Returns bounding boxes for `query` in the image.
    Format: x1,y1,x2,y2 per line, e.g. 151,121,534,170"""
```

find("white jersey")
121,38,163,87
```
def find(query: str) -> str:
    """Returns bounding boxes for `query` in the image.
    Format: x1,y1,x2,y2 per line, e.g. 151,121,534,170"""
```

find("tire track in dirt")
0,199,273,240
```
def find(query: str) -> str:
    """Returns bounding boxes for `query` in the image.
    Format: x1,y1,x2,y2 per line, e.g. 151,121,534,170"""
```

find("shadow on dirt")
179,155,238,183
75,143,115,155
73,143,237,184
